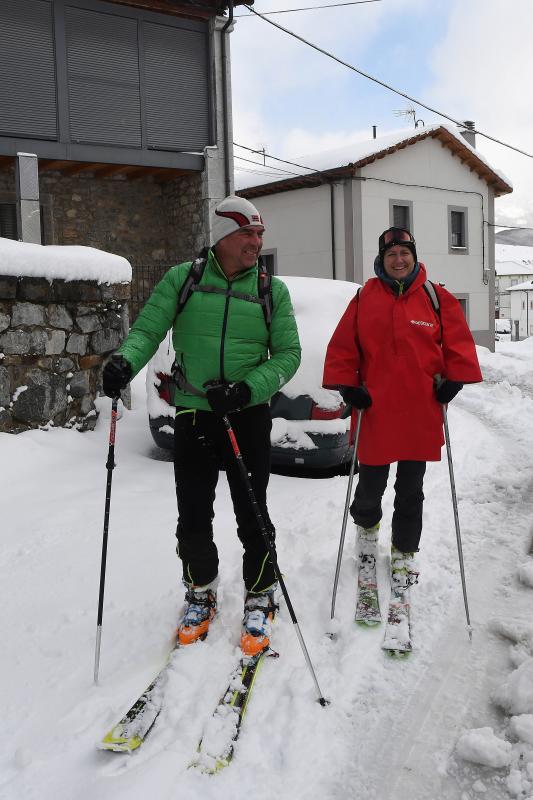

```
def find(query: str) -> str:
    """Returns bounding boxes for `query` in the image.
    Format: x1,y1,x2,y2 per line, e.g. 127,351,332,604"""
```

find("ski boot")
390,545,419,592
177,580,217,646
240,586,278,658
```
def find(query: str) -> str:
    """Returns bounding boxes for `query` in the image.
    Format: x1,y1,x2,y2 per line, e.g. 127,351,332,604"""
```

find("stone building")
0,0,249,314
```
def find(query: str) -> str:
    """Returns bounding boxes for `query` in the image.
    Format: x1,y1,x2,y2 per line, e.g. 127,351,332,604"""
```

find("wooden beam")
61,162,103,176
95,164,140,179
38,159,72,172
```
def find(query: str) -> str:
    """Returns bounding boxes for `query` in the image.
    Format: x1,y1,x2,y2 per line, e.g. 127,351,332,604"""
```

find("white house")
495,243,533,324
507,279,533,339
236,124,513,350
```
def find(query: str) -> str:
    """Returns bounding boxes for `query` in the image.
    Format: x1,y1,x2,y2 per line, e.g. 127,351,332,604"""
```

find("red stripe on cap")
215,210,251,227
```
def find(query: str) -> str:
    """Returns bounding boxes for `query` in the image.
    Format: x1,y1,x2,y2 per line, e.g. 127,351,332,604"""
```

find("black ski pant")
350,461,426,553
173,403,276,593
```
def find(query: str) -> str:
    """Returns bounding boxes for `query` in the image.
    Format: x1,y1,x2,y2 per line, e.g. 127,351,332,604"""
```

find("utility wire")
234,153,302,176
235,0,381,17
489,222,533,231
243,5,533,161
234,141,327,177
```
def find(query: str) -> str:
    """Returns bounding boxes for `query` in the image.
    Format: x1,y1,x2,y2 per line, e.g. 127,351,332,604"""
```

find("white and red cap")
211,195,264,246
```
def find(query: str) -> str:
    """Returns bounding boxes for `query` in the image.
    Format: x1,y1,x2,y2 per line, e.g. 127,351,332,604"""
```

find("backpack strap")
175,249,273,329
422,280,440,316
175,246,209,317
257,261,273,329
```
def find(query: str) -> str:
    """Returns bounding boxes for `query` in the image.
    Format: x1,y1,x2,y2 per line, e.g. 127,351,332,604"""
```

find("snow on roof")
508,279,533,291
495,242,533,267
496,261,533,277
236,123,513,195
0,237,131,283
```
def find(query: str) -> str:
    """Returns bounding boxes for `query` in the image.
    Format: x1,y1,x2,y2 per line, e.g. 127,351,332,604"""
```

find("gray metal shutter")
65,6,141,147
0,0,57,139
0,204,18,239
143,22,210,152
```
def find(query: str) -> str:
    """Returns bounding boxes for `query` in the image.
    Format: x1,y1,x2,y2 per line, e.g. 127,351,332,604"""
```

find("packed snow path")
2,342,533,800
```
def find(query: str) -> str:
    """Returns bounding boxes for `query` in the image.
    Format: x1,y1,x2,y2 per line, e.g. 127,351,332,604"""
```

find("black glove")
435,379,463,404
205,381,251,414
102,354,132,398
339,385,372,410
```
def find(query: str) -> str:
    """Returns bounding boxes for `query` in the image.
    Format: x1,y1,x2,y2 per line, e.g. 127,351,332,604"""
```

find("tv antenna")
393,107,425,128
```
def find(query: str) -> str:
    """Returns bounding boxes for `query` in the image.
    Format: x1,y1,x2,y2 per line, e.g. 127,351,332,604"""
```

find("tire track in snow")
343,385,533,800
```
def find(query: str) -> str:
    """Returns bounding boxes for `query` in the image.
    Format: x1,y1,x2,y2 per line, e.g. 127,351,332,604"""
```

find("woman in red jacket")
322,227,482,587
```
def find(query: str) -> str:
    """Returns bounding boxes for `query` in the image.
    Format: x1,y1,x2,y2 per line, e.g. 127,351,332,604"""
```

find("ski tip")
98,732,143,752
383,648,412,660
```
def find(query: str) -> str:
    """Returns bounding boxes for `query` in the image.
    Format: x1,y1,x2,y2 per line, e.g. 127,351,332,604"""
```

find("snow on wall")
0,237,131,284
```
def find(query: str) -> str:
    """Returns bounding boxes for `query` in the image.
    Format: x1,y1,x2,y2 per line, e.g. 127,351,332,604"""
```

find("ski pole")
94,396,119,684
329,410,363,626
440,398,473,641
221,414,329,706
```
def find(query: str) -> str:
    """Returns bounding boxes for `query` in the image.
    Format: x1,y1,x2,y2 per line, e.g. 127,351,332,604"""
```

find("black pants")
350,461,427,552
173,404,276,592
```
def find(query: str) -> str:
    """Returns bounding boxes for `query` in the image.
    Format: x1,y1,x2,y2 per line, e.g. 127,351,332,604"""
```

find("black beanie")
378,227,417,264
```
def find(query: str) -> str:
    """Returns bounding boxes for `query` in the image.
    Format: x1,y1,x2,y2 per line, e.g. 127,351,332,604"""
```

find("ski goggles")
379,228,416,252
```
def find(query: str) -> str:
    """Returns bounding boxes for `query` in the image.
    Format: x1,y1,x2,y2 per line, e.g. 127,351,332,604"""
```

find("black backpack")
174,247,273,329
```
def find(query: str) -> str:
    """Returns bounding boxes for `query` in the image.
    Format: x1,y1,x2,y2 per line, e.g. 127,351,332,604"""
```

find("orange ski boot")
240,589,278,658
177,585,217,646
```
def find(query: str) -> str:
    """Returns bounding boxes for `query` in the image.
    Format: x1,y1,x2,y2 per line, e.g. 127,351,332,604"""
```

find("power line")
489,222,533,231
235,0,381,17
234,153,302,176
243,5,533,161
234,141,327,177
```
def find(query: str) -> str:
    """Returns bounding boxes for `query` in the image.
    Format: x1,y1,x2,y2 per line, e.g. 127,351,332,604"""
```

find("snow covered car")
146,275,359,469
495,318,512,342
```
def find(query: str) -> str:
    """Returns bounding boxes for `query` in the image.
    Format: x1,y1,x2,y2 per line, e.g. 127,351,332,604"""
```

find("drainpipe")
330,183,336,280
221,1,234,197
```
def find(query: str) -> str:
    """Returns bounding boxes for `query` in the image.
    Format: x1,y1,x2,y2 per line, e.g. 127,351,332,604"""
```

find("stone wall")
0,165,205,267
0,276,129,433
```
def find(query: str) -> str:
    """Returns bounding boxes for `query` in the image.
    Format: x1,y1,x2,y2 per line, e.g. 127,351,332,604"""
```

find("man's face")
383,245,416,280
216,225,264,274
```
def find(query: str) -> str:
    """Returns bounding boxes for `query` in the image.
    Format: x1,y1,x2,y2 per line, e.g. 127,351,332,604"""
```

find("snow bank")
518,561,533,588
0,237,131,283
509,714,533,746
455,727,512,768
492,659,533,715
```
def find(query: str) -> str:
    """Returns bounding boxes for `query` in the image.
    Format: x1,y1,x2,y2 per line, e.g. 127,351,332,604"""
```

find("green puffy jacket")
119,249,301,411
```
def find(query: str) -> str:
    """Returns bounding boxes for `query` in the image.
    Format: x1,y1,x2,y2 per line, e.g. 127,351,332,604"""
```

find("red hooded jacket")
322,264,482,464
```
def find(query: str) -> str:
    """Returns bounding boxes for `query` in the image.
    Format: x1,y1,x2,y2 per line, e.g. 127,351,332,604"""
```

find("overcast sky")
230,0,533,228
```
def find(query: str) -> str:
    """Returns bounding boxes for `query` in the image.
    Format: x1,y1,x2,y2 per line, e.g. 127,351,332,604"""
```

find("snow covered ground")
2,340,533,800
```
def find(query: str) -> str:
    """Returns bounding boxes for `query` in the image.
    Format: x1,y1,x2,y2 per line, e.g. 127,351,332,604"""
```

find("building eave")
238,125,513,200
106,0,250,21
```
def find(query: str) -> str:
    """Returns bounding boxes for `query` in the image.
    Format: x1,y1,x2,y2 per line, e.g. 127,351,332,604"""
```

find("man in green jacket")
102,195,301,657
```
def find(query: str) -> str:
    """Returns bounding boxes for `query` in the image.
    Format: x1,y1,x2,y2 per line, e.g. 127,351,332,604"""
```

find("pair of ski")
98,639,273,771
355,551,412,657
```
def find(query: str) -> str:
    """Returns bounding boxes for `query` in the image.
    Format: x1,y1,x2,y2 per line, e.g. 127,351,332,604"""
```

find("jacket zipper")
219,286,231,381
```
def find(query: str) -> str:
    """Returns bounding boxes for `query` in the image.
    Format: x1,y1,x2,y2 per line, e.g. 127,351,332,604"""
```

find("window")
389,200,412,231
0,203,17,239
448,206,469,254
261,250,277,276
453,294,469,320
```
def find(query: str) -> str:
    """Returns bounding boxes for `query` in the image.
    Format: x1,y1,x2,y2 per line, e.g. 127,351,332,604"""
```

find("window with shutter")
0,204,18,240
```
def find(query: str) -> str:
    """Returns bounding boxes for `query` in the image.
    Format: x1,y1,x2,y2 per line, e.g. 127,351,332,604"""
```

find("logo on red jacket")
410,319,434,328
